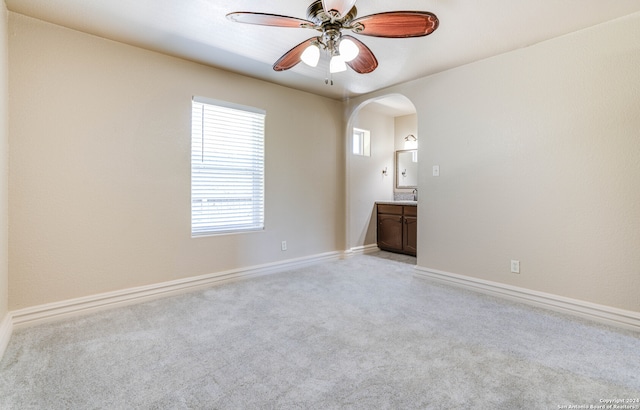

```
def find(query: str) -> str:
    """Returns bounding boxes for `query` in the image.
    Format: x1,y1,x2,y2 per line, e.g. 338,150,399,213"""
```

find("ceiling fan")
227,0,439,82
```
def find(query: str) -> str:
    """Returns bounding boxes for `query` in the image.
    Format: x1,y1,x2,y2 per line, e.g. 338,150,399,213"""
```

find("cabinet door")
403,216,417,256
377,214,403,252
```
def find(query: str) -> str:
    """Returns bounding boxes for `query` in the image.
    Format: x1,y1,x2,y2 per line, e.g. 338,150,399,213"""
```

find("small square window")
353,128,371,157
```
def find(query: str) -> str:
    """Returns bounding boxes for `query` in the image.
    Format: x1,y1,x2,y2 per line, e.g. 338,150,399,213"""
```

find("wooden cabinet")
403,205,417,255
377,205,403,252
377,203,417,256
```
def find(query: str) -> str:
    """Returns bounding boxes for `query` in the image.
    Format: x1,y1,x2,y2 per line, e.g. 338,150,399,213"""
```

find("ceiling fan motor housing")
306,0,357,24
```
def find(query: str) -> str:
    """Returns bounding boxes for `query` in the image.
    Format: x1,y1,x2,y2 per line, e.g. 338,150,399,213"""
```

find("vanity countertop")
376,200,417,206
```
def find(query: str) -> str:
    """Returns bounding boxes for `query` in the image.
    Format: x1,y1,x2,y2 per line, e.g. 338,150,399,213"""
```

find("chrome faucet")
412,188,418,201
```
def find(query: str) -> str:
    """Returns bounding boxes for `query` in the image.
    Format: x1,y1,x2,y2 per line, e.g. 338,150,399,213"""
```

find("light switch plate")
433,165,440,177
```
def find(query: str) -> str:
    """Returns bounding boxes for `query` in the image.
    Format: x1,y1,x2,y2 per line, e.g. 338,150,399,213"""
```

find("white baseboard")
414,266,640,332
11,251,342,330
0,312,12,359
348,244,379,256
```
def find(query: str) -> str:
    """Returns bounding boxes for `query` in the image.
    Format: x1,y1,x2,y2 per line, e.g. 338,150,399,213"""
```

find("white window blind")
191,97,265,236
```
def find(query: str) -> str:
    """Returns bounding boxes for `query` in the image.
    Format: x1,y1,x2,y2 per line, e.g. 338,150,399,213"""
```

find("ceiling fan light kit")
338,38,359,62
329,55,347,73
301,44,321,67
227,0,438,82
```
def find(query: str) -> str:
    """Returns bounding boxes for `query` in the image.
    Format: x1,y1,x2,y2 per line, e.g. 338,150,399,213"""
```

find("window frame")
352,128,371,157
191,96,266,237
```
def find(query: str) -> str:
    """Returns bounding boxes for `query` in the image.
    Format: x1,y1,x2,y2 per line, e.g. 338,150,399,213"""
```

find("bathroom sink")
376,200,417,205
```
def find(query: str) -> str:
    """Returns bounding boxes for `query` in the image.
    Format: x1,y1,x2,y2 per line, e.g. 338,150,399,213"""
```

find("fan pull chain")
325,66,334,86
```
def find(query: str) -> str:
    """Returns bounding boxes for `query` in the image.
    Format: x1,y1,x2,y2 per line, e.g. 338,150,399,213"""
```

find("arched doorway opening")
345,94,417,255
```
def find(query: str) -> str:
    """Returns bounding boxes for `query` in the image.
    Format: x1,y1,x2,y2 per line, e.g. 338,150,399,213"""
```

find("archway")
345,94,417,255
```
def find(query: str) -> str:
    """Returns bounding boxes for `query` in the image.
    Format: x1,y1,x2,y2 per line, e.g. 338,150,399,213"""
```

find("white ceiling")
7,0,640,102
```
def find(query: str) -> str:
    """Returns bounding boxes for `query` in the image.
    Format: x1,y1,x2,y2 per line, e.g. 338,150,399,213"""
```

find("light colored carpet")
1,252,639,409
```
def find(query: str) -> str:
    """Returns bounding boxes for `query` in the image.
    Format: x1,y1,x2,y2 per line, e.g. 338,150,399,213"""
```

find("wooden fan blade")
351,11,439,38
226,12,314,28
273,37,319,71
322,0,357,17
343,35,378,74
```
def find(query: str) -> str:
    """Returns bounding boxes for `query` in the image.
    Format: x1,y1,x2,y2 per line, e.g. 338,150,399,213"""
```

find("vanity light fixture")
404,134,418,150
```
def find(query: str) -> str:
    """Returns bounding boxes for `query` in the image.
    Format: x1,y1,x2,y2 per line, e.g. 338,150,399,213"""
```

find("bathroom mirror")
396,149,418,189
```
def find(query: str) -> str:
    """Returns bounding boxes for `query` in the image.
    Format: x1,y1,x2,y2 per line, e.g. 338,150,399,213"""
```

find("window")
191,97,265,236
352,128,371,156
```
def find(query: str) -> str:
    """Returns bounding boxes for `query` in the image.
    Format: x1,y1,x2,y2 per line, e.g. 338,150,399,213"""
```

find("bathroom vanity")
376,202,417,256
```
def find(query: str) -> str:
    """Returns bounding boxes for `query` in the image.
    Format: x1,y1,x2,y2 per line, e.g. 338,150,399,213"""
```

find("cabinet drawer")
377,204,403,215
404,206,417,217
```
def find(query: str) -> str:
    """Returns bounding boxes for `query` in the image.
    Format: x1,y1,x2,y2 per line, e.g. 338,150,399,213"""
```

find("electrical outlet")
510,260,520,274
281,241,287,251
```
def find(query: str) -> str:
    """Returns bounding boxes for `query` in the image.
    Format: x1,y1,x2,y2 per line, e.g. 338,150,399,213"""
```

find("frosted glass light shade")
339,39,359,62
404,135,418,150
322,0,357,16
329,55,347,73
301,45,320,67
404,140,418,150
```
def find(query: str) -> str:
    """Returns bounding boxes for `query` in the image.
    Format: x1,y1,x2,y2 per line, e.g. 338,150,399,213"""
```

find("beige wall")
8,13,344,310
7,8,640,315
348,12,640,312
0,2,9,322
348,104,394,249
